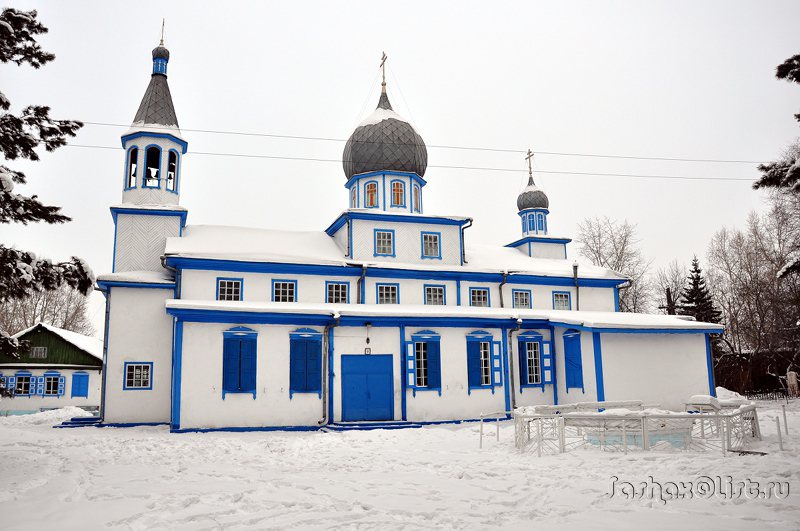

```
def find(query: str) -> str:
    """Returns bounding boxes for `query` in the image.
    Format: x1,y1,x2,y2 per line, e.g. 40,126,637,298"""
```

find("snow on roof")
112,203,187,212
97,270,175,284
12,323,103,360
165,225,626,281
358,107,409,127
166,299,723,331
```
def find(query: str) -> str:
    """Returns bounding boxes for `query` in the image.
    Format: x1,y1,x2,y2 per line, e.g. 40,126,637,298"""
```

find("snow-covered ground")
0,402,798,530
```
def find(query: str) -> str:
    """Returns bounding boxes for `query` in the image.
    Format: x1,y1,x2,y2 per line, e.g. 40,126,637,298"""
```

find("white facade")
0,367,101,415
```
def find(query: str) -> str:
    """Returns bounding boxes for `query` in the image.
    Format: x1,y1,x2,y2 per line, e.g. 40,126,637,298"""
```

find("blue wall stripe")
171,319,184,430
705,334,716,396
592,332,605,402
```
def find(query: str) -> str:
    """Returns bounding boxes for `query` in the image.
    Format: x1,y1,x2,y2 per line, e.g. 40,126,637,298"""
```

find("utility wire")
79,121,765,164
65,143,756,182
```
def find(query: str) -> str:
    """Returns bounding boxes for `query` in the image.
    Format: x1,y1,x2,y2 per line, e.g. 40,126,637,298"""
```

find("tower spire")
160,18,165,46
525,149,535,186
380,51,388,92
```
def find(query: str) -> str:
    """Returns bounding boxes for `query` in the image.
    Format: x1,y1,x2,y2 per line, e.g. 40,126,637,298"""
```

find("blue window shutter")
564,332,583,389
466,341,481,387
36,376,44,396
289,338,307,392
306,341,322,393
406,342,416,390
492,341,502,386
222,337,240,394
518,340,528,386
542,342,554,384
57,376,65,396
240,338,257,395
71,373,89,398
427,341,441,389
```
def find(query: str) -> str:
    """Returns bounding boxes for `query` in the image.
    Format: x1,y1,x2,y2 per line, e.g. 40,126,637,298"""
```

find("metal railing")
514,405,761,456
478,411,511,448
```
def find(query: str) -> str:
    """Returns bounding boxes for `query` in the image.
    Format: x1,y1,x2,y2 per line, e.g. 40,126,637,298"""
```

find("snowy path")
0,403,798,530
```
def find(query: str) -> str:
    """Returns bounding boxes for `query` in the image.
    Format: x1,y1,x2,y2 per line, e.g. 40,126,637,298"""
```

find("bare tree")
0,285,94,336
576,217,653,312
654,260,688,315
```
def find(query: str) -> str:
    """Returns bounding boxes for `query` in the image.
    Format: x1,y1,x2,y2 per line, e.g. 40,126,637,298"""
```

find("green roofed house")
0,323,103,416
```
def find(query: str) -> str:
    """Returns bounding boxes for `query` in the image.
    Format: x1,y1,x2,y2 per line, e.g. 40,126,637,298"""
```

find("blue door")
341,355,394,421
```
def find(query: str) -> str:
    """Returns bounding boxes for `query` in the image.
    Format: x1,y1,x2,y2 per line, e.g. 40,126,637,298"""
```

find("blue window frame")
518,332,554,390
406,331,442,396
537,213,545,231
466,332,502,393
469,287,491,307
364,180,379,208
43,371,64,397
423,284,446,305
71,372,89,398
124,147,138,190
376,282,400,304
166,149,180,193
512,289,532,309
142,145,162,188
216,277,243,301
325,281,350,303
553,291,572,310
11,371,33,396
350,186,357,208
123,362,153,390
289,329,323,398
420,231,442,259
413,185,421,213
390,179,406,207
272,279,297,302
528,215,535,232
222,327,257,399
374,229,396,257
563,329,584,391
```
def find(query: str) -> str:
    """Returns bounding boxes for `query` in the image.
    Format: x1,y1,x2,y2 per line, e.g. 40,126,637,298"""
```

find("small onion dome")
152,45,170,60
342,87,427,179
517,175,549,211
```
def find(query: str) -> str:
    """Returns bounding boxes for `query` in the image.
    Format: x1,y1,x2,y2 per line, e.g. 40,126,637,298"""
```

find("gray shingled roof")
132,65,179,127
517,176,550,210
342,89,427,179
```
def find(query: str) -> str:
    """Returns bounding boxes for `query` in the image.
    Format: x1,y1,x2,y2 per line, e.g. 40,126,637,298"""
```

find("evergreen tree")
0,8,93,359
679,257,722,324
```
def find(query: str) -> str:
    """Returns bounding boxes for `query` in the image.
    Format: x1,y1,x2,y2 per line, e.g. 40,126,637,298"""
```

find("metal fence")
744,389,794,401
514,405,761,456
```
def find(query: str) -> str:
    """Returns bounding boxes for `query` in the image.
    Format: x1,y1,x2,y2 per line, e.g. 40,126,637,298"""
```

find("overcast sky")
4,0,798,336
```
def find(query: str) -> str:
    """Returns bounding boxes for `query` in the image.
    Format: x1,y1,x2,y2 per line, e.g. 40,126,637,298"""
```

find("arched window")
528,215,535,232
521,215,526,233
391,180,405,207
144,146,161,188
365,181,378,208
125,147,138,189
563,329,584,391
166,150,179,192
350,186,357,208
413,185,421,212
537,213,545,231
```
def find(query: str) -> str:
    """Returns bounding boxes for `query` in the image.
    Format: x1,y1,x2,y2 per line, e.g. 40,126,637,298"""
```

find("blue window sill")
410,386,442,397
289,389,322,399
467,385,496,395
373,253,396,258
421,255,442,260
519,383,547,393
122,387,153,391
222,390,256,400
565,386,585,393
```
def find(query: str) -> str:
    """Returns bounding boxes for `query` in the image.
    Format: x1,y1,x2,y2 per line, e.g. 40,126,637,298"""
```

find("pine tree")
679,257,722,324
0,8,93,359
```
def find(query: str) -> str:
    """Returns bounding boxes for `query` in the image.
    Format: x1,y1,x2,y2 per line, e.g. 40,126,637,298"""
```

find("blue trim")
706,334,716,396
327,327,335,421
123,362,154,391
141,144,163,189
290,327,323,339
506,236,571,248
344,170,426,190
324,211,468,236
592,332,605,402
373,228,396,257
271,279,298,302
389,179,406,207
166,149,180,194
165,257,359,277
364,180,379,208
123,146,138,190
223,326,258,338
172,425,320,434
110,206,188,227
99,422,169,428
552,291,572,310
614,287,620,312
121,131,188,154
375,282,400,304
420,231,442,260
456,279,461,306
511,288,532,309
171,320,183,430
325,280,351,304
423,284,447,305
97,280,175,291
501,327,511,412
216,277,244,301
382,174,386,210
399,325,407,420
468,287,491,307
153,57,168,75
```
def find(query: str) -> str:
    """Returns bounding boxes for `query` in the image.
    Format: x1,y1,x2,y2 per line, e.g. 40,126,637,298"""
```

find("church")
96,42,722,432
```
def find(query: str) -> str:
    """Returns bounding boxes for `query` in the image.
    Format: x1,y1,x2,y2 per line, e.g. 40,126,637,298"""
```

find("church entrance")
340,355,394,422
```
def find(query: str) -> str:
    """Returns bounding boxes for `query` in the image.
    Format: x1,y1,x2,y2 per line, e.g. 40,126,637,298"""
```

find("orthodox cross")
525,149,535,183
380,52,387,87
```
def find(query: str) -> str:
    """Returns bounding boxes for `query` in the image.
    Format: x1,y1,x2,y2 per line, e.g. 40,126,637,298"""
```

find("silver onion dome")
517,175,549,210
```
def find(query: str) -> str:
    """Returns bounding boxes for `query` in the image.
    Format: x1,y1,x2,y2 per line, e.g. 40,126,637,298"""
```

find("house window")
124,363,152,390
377,284,398,304
71,372,89,398
350,187,357,208
44,375,60,396
217,278,242,301
408,332,442,392
414,342,428,387
391,180,405,206
365,181,378,207
528,215,535,232
272,280,297,302
525,342,541,384
289,334,322,396
144,146,161,187
326,282,349,304
374,229,394,257
222,329,257,398
563,330,584,390
479,342,491,385
424,285,445,305
14,374,31,395
166,150,178,192
413,185,421,212
421,232,441,259
126,147,138,188
553,292,571,310
512,290,531,309
30,346,47,359
469,288,490,307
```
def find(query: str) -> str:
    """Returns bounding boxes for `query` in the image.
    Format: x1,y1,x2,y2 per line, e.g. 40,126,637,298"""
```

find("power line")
79,121,765,164
64,143,756,182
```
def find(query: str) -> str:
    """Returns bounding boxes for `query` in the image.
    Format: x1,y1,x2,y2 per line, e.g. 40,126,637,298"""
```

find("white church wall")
103,286,174,424
404,327,507,422
0,368,101,414
121,135,184,206
600,333,710,410
331,224,348,256
114,214,181,272
552,327,599,405
350,219,461,266
178,323,324,429
530,242,567,260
